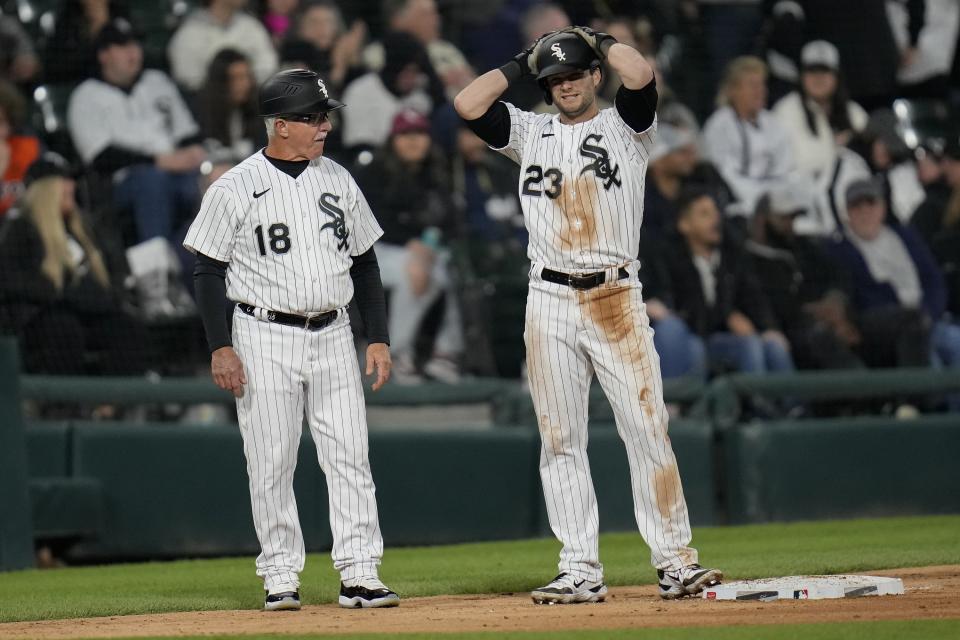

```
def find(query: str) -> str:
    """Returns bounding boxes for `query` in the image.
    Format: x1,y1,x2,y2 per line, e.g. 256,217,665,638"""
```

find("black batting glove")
563,26,618,59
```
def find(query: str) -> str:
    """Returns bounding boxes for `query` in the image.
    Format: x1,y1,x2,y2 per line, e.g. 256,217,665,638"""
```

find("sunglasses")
279,113,330,126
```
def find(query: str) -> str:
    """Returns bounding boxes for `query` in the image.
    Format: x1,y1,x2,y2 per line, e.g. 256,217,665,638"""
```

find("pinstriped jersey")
183,150,383,315
494,102,656,271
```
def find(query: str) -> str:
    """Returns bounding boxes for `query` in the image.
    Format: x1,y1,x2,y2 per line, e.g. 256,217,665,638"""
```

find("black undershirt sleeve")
350,247,389,345
461,101,511,149
614,77,658,133
193,253,232,353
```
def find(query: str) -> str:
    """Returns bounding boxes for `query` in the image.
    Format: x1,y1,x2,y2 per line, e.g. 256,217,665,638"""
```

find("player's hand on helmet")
366,343,391,391
211,346,247,398
562,25,618,59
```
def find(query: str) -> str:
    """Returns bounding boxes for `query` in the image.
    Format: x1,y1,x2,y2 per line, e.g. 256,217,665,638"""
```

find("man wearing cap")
745,177,865,369
183,69,399,611
67,18,206,248
829,178,960,370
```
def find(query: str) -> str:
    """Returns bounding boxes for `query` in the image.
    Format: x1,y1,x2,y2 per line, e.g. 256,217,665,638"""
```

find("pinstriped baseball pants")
232,308,383,594
524,262,697,582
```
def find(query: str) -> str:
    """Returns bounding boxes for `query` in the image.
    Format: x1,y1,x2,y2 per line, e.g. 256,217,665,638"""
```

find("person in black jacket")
354,108,462,382
745,180,864,369
0,153,151,375
661,188,795,373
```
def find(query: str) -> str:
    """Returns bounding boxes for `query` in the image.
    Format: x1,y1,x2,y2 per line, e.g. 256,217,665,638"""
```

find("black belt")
238,303,338,330
541,267,629,290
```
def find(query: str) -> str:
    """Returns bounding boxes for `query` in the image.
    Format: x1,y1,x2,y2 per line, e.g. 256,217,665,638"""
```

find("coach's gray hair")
264,117,277,138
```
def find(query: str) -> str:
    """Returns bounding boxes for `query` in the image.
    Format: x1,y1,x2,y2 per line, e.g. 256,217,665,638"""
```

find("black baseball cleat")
338,577,400,608
658,564,723,599
531,572,608,604
264,590,301,611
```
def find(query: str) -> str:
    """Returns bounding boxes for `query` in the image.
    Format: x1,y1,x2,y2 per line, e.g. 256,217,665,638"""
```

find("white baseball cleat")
264,590,301,611
338,577,400,608
658,564,723,599
531,572,608,604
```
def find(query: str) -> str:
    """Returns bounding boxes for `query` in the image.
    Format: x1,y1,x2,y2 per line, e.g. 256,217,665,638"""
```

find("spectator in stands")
67,19,205,246
759,0,805,104
0,13,40,83
43,0,130,84
854,109,925,226
340,31,442,151
261,0,300,44
692,0,763,117
0,81,41,217
355,109,462,383
891,0,959,100
702,56,795,220
912,136,960,317
0,153,152,375
802,0,925,111
644,124,699,239
663,189,795,374
912,140,952,244
453,124,524,247
279,0,366,91
363,0,474,100
197,49,266,167
746,179,864,370
168,0,278,92
829,178,960,369
773,40,868,180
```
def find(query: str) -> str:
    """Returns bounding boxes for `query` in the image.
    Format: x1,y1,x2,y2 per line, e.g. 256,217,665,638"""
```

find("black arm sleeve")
350,247,389,344
91,145,154,173
193,253,232,352
614,77,658,133
461,101,511,149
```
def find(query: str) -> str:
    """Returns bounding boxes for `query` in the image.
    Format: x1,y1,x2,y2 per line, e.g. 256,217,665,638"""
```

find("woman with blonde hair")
702,56,796,220
0,153,151,374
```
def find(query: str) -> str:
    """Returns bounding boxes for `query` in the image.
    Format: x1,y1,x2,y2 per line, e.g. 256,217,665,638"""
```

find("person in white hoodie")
702,56,794,219
167,0,278,92
773,40,868,179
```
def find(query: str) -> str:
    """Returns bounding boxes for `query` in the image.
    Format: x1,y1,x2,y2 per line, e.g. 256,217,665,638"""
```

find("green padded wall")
25,421,72,477
725,416,960,523
0,339,33,571
369,430,541,545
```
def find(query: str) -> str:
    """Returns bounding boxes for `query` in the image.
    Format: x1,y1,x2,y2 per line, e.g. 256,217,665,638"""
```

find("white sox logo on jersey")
319,192,350,252
551,43,566,61
579,134,621,190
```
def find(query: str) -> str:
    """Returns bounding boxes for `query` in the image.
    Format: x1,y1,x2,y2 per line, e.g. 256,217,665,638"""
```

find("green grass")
0,515,957,623
70,619,960,639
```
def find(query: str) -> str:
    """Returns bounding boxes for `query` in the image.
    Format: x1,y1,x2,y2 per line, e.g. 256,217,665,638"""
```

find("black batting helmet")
258,69,344,117
533,32,601,104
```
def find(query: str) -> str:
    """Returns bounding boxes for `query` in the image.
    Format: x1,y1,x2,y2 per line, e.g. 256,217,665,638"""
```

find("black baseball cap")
95,18,138,52
25,152,76,186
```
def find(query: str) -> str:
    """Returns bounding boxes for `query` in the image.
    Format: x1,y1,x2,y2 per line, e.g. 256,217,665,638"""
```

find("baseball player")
454,28,723,604
184,69,399,611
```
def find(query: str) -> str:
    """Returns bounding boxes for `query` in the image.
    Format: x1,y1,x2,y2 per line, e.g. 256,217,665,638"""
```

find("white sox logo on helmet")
317,79,329,98
551,43,566,61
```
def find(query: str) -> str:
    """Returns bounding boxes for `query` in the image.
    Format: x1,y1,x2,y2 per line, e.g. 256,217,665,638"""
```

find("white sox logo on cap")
551,43,566,61
317,79,329,98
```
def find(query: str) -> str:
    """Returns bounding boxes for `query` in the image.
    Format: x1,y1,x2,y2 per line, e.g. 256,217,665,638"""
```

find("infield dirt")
1,566,957,638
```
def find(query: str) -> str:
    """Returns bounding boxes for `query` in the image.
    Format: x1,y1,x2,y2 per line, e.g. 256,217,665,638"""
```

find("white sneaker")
339,577,400,608
423,356,461,384
531,572,607,605
657,564,723,599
